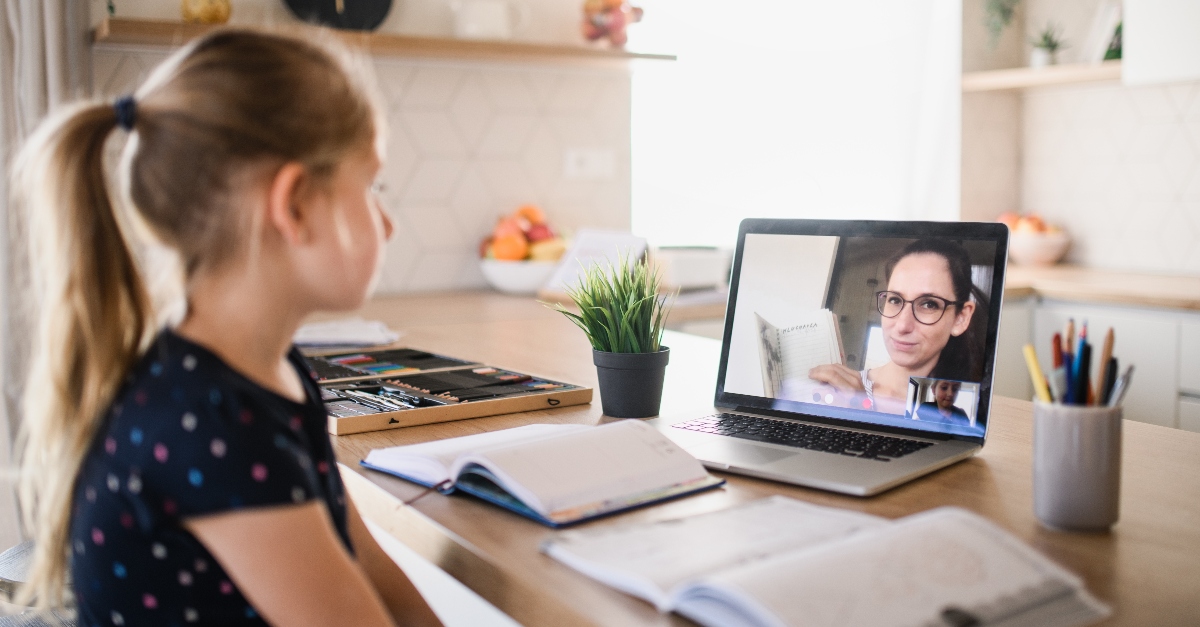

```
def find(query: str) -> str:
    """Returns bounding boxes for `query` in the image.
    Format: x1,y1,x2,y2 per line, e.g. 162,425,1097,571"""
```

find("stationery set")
305,346,592,435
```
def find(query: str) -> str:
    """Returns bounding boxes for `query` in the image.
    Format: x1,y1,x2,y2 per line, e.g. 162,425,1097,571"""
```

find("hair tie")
113,95,137,131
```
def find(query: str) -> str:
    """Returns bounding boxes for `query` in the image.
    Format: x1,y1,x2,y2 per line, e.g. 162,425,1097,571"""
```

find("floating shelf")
962,60,1121,92
93,17,675,64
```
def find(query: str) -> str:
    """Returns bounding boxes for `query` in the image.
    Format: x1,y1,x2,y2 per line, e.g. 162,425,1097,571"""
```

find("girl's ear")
950,301,976,337
266,162,312,245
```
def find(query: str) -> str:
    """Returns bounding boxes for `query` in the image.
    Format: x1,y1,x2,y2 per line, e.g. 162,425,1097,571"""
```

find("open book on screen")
543,497,1110,627
756,310,844,400
361,421,724,527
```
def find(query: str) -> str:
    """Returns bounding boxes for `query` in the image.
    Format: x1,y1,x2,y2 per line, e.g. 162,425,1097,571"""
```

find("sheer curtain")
0,0,91,547
629,0,961,247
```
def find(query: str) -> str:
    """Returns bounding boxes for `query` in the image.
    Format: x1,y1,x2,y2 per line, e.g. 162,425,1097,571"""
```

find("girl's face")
306,143,393,310
934,380,961,409
881,253,974,374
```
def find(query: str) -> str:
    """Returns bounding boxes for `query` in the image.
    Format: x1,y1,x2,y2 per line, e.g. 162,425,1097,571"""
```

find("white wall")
628,0,962,247
723,234,838,397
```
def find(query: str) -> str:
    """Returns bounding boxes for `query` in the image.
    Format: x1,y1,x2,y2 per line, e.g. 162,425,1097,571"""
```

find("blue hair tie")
114,95,137,131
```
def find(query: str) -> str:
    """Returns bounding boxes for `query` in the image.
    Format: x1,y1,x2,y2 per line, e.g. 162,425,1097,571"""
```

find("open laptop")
646,219,1008,496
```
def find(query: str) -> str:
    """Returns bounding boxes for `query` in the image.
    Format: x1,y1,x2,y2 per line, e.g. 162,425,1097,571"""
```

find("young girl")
13,29,442,626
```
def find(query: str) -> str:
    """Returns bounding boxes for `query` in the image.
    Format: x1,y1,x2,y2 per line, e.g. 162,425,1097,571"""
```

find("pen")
1074,343,1091,406
1024,344,1053,403
1107,365,1135,407
1101,356,1118,405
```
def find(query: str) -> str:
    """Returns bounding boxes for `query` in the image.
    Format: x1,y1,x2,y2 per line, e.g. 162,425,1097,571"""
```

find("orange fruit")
491,233,529,261
515,204,546,226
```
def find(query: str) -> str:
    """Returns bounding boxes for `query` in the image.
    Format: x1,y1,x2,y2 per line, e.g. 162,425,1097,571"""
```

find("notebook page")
543,496,886,610
363,423,587,486
454,420,708,516
677,507,1109,627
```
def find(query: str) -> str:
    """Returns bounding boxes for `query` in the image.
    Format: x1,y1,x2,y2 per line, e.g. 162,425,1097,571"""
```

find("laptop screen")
715,220,1008,443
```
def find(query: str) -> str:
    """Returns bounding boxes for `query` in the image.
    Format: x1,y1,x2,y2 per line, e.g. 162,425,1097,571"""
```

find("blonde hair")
10,28,379,608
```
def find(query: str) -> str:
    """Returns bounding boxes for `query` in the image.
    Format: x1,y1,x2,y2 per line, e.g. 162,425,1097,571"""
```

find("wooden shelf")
93,17,675,64
962,60,1121,92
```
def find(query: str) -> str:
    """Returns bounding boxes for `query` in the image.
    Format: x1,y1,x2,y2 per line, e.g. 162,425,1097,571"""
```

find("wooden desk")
330,291,1200,626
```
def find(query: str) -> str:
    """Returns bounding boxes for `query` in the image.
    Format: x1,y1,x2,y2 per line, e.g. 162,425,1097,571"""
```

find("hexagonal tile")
372,59,415,106
402,66,465,107
1183,165,1200,202
476,113,538,157
448,74,494,150
477,160,540,206
523,71,562,108
1159,133,1197,192
1129,85,1179,122
1124,121,1177,165
546,74,603,114
381,124,419,194
449,165,497,234
404,251,473,292
401,110,467,157
1166,83,1197,115
394,202,469,251
403,159,465,203
481,70,538,111
522,123,560,193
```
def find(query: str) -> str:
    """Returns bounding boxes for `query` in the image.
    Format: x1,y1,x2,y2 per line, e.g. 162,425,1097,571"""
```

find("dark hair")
884,239,990,381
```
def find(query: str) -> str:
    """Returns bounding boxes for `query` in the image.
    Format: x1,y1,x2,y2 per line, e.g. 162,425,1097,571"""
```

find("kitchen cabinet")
1124,0,1200,85
993,297,1033,401
1032,300,1182,428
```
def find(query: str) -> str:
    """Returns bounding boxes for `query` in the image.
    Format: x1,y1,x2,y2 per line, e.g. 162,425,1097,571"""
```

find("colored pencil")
1024,344,1053,403
1095,328,1114,406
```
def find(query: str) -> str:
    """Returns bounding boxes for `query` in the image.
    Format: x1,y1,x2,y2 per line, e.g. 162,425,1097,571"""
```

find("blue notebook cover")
360,460,725,528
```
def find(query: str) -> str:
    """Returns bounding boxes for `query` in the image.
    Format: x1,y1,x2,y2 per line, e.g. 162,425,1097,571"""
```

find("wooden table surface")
329,291,1200,627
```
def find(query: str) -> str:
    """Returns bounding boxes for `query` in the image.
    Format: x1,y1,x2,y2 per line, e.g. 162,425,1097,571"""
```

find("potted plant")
548,255,673,418
1030,23,1066,68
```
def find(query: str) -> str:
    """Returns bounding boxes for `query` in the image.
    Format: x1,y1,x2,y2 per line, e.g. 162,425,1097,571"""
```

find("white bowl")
1009,231,1070,266
480,259,558,295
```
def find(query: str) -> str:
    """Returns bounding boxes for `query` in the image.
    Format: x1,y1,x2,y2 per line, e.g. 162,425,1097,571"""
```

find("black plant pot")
592,347,670,418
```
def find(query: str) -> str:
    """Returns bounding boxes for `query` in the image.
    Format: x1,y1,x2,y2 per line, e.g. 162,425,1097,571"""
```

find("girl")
13,29,442,626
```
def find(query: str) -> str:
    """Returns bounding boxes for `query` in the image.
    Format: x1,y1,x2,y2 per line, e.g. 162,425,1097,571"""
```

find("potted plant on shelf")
548,255,673,418
1030,23,1066,68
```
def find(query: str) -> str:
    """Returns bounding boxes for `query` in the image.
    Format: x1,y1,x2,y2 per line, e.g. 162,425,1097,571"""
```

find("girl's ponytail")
12,100,153,608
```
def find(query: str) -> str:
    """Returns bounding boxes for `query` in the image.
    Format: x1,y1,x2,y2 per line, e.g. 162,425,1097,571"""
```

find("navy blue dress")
69,330,350,626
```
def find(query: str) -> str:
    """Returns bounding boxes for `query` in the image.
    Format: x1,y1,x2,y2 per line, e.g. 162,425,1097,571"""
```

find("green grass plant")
547,254,674,354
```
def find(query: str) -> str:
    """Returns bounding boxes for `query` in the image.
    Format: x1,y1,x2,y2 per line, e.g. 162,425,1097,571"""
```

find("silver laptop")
647,219,1009,496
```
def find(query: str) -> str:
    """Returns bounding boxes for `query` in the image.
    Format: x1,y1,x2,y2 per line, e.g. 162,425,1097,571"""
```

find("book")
755,310,844,400
361,421,725,527
303,347,592,435
543,496,1110,627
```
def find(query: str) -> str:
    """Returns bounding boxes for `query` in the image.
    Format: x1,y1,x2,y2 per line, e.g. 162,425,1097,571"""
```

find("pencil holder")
1032,401,1122,531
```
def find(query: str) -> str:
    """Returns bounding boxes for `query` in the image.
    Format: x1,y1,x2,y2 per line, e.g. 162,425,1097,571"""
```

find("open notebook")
544,497,1109,627
755,310,844,400
362,421,724,527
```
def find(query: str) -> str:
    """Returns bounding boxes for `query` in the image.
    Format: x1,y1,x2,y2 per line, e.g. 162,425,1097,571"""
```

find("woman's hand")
186,502,399,627
809,364,865,395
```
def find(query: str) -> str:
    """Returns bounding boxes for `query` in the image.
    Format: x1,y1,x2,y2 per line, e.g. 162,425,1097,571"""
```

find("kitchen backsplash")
93,47,632,292
1022,80,1200,274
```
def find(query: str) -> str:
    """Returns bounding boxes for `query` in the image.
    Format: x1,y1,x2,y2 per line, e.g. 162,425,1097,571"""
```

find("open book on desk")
544,497,1110,627
756,310,844,400
361,421,724,527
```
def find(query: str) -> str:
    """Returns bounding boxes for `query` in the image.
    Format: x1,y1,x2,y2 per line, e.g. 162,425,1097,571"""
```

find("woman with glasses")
809,239,988,413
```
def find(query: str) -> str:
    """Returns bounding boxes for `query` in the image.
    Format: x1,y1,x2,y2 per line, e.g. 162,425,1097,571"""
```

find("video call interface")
723,233,999,439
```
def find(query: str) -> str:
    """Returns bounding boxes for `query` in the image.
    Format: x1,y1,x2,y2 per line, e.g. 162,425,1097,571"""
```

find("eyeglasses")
875,291,962,325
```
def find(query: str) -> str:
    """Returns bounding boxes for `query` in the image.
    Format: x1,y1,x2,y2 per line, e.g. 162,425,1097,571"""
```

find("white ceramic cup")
1033,401,1122,531
452,0,529,40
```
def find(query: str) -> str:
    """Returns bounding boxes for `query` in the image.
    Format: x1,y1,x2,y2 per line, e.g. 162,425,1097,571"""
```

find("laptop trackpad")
691,441,794,468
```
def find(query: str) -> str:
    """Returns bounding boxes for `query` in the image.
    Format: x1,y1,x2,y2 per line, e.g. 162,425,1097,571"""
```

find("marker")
1024,344,1053,403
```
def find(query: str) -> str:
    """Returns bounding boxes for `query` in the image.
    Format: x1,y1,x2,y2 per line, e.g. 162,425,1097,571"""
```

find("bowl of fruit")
998,213,1070,266
479,205,568,295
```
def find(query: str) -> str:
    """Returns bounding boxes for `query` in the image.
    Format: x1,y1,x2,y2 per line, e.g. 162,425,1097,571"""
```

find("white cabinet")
1033,300,1180,428
1180,397,1200,433
994,297,1033,401
1180,321,1200,395
1125,0,1200,85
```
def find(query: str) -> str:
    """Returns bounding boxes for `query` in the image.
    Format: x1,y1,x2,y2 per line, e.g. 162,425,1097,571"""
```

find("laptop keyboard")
672,413,934,462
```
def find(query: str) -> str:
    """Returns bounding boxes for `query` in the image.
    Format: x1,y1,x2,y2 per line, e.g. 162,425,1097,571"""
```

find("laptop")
646,219,1009,496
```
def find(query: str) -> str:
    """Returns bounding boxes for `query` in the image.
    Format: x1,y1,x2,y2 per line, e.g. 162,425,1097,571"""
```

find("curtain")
0,0,92,547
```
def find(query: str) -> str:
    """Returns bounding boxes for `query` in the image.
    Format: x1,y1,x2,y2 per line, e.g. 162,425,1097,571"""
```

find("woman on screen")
809,239,988,412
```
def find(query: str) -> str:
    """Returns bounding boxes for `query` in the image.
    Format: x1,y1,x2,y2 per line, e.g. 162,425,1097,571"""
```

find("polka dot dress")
70,330,350,626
